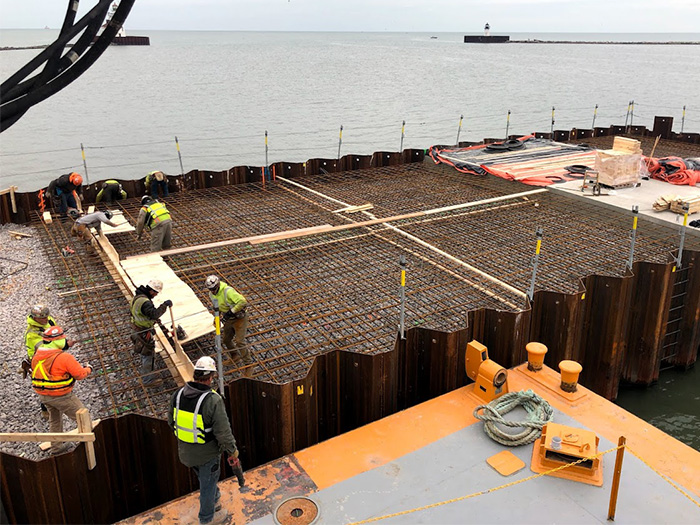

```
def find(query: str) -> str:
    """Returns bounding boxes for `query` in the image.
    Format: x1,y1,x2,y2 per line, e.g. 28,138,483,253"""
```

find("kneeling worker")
204,275,250,362
169,356,240,525
136,195,172,252
70,210,119,253
31,326,92,455
95,180,127,204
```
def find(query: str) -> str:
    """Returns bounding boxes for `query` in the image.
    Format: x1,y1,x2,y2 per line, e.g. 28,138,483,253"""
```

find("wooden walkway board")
120,255,214,344
101,210,136,234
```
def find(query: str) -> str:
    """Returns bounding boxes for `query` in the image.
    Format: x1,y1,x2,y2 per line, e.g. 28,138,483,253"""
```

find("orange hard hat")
43,326,65,341
69,172,83,186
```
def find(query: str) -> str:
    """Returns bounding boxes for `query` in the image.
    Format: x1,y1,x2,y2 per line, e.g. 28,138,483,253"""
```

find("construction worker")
204,275,250,363
95,179,127,204
136,195,172,252
145,170,169,199
169,356,239,525
31,326,92,455
47,172,83,216
130,279,172,385
23,305,74,419
70,210,119,253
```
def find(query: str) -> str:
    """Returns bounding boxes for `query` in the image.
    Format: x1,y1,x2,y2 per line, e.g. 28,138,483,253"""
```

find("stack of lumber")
594,138,643,187
612,136,643,154
670,195,700,215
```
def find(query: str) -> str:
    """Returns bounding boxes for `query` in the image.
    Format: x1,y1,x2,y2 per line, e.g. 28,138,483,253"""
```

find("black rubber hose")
1,0,135,132
0,0,112,95
4,2,108,102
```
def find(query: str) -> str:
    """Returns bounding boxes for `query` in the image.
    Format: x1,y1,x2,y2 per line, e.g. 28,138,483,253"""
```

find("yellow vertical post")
399,255,406,339
592,104,598,128
80,143,89,184
607,436,627,521
505,110,511,139
456,114,464,144
551,106,555,135
337,125,343,160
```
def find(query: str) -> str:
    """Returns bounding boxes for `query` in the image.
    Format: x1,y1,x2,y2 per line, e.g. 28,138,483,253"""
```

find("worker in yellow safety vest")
95,180,127,204
204,275,250,363
168,356,239,525
130,279,172,385
136,195,172,252
31,326,92,455
22,304,75,419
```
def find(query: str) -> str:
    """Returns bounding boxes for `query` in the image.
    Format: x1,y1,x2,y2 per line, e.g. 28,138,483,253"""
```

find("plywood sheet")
101,210,135,234
120,255,214,344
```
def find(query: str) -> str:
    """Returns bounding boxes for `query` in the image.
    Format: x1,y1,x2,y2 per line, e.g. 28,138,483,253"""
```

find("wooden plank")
8,230,32,238
333,203,374,213
100,210,135,235
38,419,101,450
9,185,17,213
42,211,52,224
87,205,95,213
0,433,95,443
76,408,96,469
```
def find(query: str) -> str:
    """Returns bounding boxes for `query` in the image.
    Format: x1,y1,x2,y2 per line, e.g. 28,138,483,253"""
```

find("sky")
1,0,699,33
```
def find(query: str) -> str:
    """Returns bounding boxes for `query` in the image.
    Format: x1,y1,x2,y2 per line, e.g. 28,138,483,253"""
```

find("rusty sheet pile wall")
2,155,700,524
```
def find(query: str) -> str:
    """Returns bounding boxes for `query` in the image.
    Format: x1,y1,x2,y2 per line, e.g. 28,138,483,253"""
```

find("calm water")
1,30,699,449
0,30,699,191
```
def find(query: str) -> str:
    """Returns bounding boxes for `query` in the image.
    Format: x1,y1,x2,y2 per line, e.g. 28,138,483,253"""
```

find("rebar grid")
108,183,351,258
33,162,699,417
35,217,184,419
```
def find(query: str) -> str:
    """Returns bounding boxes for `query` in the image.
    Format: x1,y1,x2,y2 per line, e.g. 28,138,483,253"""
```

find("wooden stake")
649,135,661,159
76,408,97,470
8,230,32,238
9,185,17,213
607,436,626,521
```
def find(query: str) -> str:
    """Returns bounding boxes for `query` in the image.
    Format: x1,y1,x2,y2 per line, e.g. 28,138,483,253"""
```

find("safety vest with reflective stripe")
209,282,246,314
142,202,171,230
172,389,214,444
31,348,75,395
131,295,155,329
24,315,57,359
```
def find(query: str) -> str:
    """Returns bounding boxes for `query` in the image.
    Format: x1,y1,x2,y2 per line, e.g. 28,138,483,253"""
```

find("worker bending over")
47,172,83,216
205,275,250,363
130,279,172,385
70,210,119,253
136,195,172,252
146,170,169,199
169,356,239,525
95,180,127,204
31,326,92,455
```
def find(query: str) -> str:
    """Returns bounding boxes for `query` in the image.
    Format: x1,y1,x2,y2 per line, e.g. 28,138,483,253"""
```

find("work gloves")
162,300,173,308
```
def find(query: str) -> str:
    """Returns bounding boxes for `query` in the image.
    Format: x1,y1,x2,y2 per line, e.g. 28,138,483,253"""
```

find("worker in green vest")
130,279,172,385
168,356,239,525
136,195,172,252
95,180,127,204
204,275,250,363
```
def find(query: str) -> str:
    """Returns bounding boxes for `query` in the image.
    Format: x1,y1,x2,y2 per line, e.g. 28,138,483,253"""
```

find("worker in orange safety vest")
31,326,92,455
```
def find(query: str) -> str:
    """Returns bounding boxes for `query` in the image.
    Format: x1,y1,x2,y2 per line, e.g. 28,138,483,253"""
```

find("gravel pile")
0,223,105,461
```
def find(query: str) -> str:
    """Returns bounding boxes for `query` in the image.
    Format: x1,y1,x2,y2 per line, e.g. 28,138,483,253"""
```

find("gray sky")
1,0,699,32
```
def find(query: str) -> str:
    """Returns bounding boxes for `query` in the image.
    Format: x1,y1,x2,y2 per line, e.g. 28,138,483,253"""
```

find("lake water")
1,30,699,191
1,29,699,450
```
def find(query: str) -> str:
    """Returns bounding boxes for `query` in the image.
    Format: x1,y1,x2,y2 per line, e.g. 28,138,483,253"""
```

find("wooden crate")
670,196,700,215
594,150,641,187
612,136,642,154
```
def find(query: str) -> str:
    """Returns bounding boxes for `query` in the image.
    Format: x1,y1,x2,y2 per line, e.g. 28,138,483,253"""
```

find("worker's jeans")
150,179,169,199
223,313,249,359
54,191,77,214
193,456,222,524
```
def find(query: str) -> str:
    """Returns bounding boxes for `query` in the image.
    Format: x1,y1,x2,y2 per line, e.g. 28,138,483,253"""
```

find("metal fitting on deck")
559,360,583,393
526,342,548,372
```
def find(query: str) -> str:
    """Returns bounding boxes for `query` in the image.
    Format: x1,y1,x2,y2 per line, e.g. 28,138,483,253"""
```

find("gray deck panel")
254,407,700,524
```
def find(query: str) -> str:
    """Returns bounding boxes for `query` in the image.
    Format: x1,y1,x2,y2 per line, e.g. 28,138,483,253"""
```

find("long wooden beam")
0,433,95,443
129,188,546,260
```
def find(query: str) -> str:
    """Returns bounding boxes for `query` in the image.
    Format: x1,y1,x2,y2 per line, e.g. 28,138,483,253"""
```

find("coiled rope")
473,389,554,446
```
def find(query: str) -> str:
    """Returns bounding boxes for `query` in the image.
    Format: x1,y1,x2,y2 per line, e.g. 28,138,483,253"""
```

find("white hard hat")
194,356,217,373
147,279,163,293
204,275,220,291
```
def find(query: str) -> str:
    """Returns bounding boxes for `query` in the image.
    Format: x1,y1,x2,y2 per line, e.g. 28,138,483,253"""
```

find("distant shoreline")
509,40,700,45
